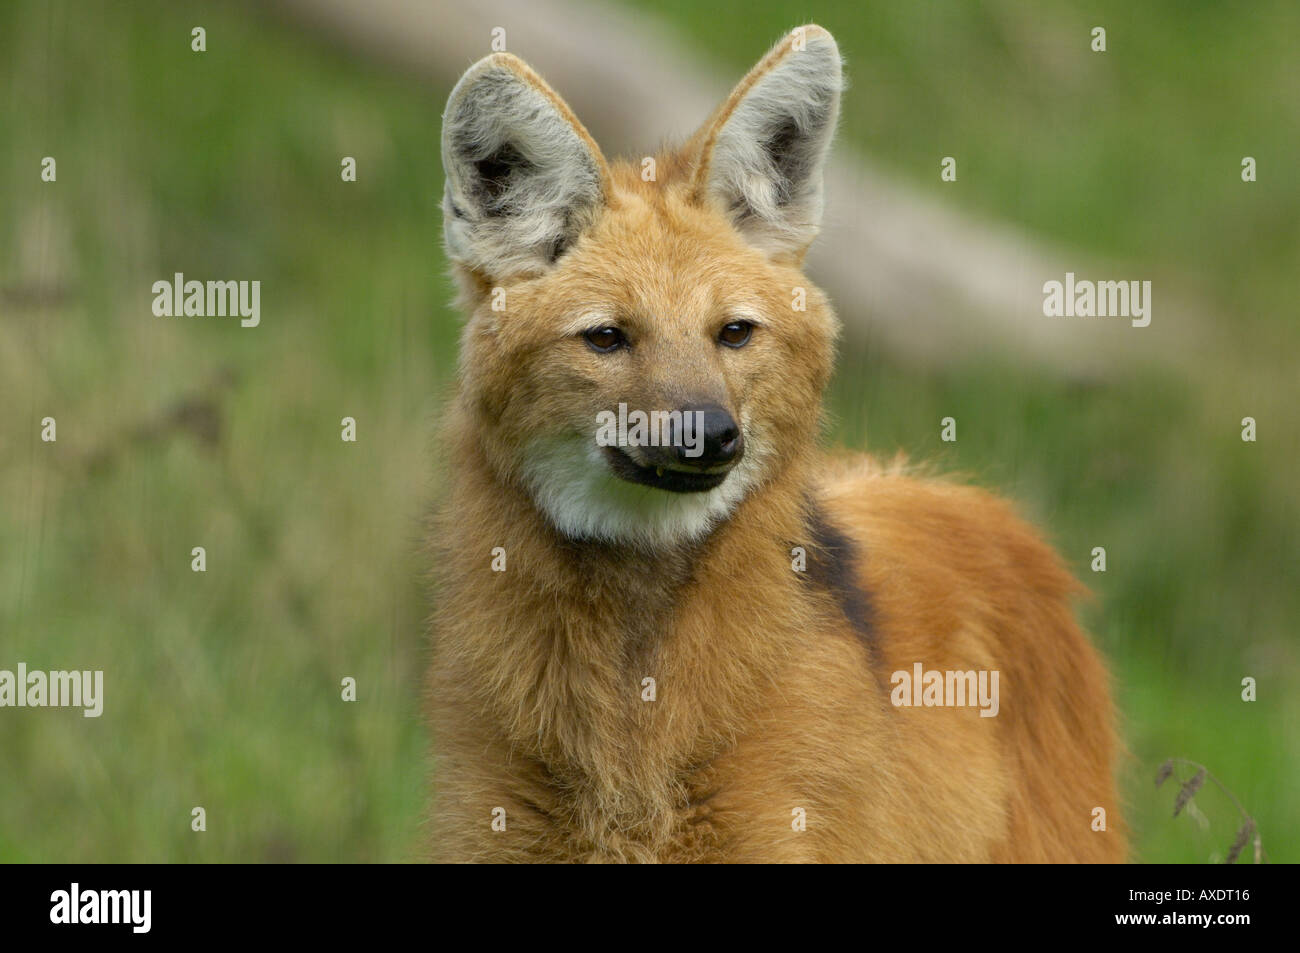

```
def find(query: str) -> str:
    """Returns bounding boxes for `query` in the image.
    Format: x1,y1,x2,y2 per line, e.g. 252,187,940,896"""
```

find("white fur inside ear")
441,59,603,277
706,32,842,257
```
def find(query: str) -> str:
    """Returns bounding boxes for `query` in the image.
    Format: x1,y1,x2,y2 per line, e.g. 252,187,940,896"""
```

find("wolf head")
440,26,843,550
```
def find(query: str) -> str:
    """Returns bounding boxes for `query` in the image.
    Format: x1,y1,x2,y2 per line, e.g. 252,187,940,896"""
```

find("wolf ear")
441,53,609,281
691,26,842,260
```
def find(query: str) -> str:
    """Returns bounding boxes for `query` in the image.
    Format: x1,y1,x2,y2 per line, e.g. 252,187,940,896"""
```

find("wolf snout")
667,403,743,470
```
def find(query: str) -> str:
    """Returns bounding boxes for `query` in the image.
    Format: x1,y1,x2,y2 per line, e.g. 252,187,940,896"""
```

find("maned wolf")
427,25,1124,863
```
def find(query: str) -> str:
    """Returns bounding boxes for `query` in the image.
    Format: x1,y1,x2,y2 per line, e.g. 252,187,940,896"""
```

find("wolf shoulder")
813,453,1094,670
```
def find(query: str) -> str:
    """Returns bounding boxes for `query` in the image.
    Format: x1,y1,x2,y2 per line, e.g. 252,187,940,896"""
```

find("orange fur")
426,27,1124,863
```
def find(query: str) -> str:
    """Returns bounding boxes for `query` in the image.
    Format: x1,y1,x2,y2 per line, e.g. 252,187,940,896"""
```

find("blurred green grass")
1,0,1295,862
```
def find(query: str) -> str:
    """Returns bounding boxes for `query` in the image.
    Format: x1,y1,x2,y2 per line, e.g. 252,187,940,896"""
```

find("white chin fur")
520,433,764,550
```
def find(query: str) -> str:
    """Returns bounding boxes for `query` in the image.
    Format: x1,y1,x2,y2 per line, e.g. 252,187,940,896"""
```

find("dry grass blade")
1172,767,1207,817
1224,818,1256,864
1155,759,1175,788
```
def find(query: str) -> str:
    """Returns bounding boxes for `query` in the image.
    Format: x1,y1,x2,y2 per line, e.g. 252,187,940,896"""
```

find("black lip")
602,446,731,494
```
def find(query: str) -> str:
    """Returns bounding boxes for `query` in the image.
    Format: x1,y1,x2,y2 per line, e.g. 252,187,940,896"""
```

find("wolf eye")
583,326,626,352
718,320,754,348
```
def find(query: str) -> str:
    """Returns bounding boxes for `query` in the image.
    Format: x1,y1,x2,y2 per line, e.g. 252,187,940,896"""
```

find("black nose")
674,403,742,468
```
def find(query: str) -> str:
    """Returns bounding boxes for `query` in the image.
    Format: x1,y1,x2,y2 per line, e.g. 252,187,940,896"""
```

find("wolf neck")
439,421,818,785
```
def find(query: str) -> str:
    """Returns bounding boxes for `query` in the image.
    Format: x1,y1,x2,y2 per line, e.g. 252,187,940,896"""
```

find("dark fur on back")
803,503,877,661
